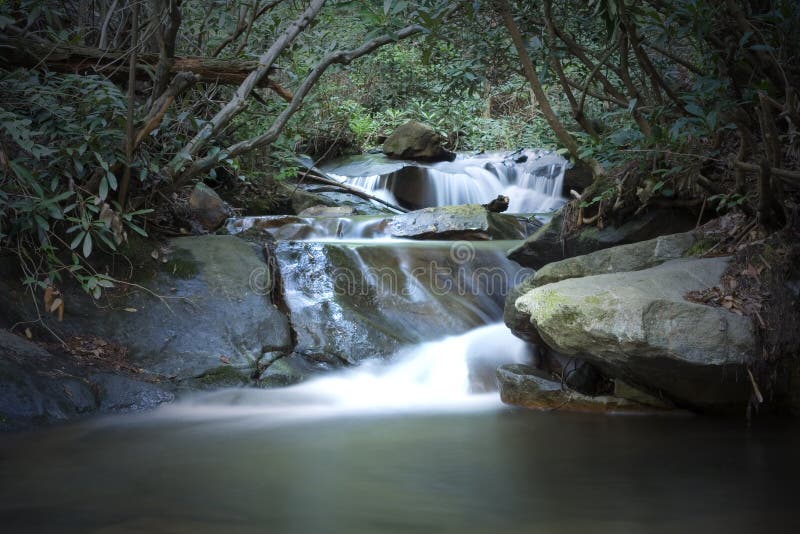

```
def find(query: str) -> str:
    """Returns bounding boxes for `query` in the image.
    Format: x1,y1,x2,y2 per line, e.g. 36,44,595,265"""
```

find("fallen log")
0,34,293,102
292,164,409,213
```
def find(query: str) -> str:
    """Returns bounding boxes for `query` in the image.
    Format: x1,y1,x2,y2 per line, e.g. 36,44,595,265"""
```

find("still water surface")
1,408,798,533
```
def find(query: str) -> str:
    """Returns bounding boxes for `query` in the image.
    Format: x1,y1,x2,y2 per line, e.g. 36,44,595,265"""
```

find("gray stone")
514,257,755,410
532,231,698,287
0,330,174,430
285,183,391,215
496,364,648,413
388,204,538,240
92,373,175,412
507,209,697,269
298,205,356,217
0,330,97,430
189,183,231,231
505,231,700,344
2,236,293,383
382,120,456,162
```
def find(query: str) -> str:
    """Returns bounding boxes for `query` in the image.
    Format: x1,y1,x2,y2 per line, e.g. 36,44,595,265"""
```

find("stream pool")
1,407,797,533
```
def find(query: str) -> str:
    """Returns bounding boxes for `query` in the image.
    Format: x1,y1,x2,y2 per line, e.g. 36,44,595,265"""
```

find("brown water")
1,408,798,533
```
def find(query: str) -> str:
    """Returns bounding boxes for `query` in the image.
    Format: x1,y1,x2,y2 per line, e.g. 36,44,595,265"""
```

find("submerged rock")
382,120,456,162
227,206,540,242
496,364,654,413
513,257,755,411
507,209,697,269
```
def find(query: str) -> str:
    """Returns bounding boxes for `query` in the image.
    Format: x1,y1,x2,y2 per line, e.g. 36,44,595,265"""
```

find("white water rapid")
158,324,530,423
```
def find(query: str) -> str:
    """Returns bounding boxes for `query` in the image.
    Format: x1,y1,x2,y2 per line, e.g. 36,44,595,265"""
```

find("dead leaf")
219,355,231,364
50,298,63,313
44,286,54,311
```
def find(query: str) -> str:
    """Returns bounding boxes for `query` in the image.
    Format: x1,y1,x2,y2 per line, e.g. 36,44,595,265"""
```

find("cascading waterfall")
321,149,567,213
178,150,558,420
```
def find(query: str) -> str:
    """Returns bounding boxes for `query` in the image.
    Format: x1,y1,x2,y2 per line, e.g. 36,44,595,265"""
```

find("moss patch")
158,247,200,279
195,365,249,387
684,237,717,257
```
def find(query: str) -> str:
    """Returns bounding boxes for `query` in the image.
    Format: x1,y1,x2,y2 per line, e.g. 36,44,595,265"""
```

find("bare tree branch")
171,23,426,186
164,0,326,179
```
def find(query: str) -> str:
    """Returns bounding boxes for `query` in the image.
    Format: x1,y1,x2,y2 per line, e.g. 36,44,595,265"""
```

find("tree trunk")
0,35,291,100
493,0,579,160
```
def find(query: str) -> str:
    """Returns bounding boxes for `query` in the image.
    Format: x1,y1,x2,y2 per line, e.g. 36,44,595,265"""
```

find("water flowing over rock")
321,150,567,213
273,240,531,364
226,205,540,241
507,209,697,269
382,120,456,162
512,257,755,411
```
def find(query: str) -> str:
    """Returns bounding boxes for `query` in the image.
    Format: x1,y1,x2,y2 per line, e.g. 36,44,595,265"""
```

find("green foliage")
0,70,150,298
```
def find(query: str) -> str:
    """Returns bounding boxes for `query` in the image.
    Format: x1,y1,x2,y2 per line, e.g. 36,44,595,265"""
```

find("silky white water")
156,323,529,423
323,149,567,213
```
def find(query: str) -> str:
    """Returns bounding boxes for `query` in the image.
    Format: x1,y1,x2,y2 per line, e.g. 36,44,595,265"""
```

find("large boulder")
512,257,756,411
382,120,456,162
0,236,293,384
507,209,697,269
0,330,174,430
531,231,699,287
505,231,699,343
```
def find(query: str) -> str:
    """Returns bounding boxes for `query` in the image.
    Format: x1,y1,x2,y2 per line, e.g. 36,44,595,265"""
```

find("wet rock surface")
387,204,538,240
0,330,174,431
274,240,530,364
496,364,654,413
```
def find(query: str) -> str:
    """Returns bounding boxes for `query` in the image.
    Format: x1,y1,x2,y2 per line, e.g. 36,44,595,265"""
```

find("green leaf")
82,232,93,257
106,170,118,191
685,103,704,117
99,176,109,200
70,231,86,249
125,221,148,237
96,276,115,288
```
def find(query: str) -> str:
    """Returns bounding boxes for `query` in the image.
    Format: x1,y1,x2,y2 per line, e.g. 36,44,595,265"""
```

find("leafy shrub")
0,70,150,299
